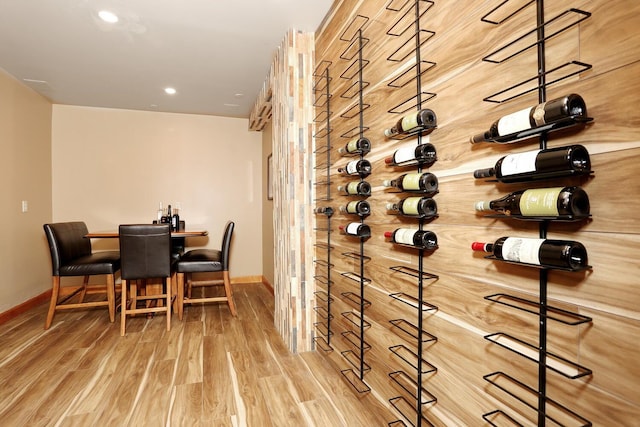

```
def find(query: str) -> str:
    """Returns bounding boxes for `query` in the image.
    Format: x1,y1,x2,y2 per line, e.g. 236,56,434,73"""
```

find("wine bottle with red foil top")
471,237,589,271
385,143,437,167
387,197,437,219
385,228,438,250
384,109,437,139
338,137,371,156
337,181,371,196
314,206,334,216
383,172,438,194
339,200,371,217
338,159,372,178
470,94,589,144
475,186,590,220
473,145,591,183
339,222,371,238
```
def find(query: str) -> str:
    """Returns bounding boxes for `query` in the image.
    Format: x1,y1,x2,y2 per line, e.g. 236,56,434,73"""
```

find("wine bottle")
171,207,180,232
470,94,588,144
339,200,371,217
385,143,437,167
471,237,588,271
384,109,437,138
475,186,590,219
473,145,591,183
338,137,371,156
384,228,438,250
383,172,439,194
157,202,163,223
161,204,171,225
337,181,371,196
314,206,334,216
339,223,371,238
338,159,372,178
387,197,437,218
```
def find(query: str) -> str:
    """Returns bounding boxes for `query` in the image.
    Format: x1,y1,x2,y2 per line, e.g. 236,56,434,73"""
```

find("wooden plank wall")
312,0,640,425
270,30,317,353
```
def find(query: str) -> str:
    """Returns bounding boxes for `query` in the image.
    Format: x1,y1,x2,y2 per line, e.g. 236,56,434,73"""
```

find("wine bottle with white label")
383,172,439,194
471,237,588,271
338,137,371,156
385,228,438,250
337,181,371,196
340,200,371,217
385,143,437,167
339,223,371,238
473,145,591,183
387,197,437,219
338,159,372,178
475,186,590,219
470,94,588,144
384,109,437,138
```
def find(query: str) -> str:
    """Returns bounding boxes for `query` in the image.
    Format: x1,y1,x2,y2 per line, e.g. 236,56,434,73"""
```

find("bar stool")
175,221,237,320
119,224,172,336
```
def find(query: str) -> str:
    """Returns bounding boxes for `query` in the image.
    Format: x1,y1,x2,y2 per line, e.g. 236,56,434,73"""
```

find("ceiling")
0,0,333,118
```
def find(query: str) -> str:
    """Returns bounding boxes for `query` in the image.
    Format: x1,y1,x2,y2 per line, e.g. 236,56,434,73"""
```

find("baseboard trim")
230,275,263,285
0,290,51,326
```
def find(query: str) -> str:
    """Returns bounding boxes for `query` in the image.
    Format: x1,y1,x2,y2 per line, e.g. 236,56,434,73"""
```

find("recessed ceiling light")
164,87,177,95
98,10,119,23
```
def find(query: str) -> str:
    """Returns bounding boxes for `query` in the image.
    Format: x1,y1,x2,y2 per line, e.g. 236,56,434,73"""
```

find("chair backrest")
43,222,92,275
221,221,235,271
119,224,171,280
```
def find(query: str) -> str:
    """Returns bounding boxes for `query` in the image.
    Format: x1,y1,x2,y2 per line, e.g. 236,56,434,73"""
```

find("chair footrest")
184,297,228,304
124,306,170,315
56,301,110,309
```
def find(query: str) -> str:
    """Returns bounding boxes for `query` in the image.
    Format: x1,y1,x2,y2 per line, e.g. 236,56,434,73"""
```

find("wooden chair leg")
166,277,172,331
120,279,128,336
79,275,89,302
177,272,185,321
223,271,237,316
187,273,193,298
45,276,61,329
107,274,116,323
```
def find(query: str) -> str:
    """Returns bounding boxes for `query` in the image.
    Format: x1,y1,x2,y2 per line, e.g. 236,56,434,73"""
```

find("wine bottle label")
345,160,358,174
401,197,421,215
497,107,533,136
393,147,415,164
402,173,421,190
346,181,360,194
502,237,543,265
401,113,419,132
500,150,540,176
346,138,359,153
519,187,562,216
394,229,416,245
346,201,359,213
345,223,360,235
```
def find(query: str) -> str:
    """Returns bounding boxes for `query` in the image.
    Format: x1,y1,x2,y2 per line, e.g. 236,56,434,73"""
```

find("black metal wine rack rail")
385,1,439,426
477,1,593,426
336,14,372,396
313,60,334,353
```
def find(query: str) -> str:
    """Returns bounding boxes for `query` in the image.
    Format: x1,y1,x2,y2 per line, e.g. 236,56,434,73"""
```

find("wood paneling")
313,0,640,425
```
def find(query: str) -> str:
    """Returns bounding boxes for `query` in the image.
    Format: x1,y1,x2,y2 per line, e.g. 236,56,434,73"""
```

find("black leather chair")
175,221,237,320
119,224,173,335
43,222,121,329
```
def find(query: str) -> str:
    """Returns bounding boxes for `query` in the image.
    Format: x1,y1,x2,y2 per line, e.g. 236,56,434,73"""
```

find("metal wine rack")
312,59,334,353
384,1,440,425
335,14,372,396
476,1,594,426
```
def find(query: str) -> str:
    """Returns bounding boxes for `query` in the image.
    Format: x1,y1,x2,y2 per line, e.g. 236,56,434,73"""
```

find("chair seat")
59,251,121,276
177,249,222,273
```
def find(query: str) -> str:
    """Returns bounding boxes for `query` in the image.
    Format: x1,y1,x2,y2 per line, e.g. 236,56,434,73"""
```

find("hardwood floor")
0,283,388,426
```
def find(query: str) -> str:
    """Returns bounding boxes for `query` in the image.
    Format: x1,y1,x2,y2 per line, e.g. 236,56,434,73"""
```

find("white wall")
0,68,52,313
52,105,263,278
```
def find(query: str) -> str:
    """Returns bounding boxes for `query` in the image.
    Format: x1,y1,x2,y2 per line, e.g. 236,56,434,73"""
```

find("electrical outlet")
21,200,28,213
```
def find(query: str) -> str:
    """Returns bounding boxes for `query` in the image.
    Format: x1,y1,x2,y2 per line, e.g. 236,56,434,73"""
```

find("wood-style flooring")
0,282,389,426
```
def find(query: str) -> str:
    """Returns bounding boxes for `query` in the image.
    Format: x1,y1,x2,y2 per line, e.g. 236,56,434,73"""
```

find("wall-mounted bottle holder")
478,1,594,425
482,254,592,272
